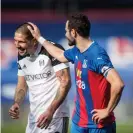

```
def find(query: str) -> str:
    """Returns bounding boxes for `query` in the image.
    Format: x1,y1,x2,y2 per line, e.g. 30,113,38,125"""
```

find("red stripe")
2,9,133,23
88,70,115,127
76,62,88,127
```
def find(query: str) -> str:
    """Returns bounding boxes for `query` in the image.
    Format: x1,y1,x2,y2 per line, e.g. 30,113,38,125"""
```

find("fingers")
9,106,20,119
91,109,100,124
27,26,33,32
92,113,98,122
92,115,99,124
28,22,36,28
10,115,19,119
37,117,46,128
91,109,98,114
37,115,51,129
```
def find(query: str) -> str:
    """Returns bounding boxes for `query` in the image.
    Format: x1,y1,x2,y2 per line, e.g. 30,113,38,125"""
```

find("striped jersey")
64,41,115,128
17,43,69,123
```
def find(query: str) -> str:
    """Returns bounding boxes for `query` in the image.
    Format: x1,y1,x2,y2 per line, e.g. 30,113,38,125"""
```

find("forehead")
14,32,27,41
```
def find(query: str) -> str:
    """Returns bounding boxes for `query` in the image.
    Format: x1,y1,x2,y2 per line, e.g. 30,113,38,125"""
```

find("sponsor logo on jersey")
76,68,82,78
25,71,52,81
76,80,86,89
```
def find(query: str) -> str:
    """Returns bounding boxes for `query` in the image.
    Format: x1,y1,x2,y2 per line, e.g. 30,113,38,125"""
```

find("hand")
37,109,54,129
91,108,109,124
9,103,20,119
27,22,41,40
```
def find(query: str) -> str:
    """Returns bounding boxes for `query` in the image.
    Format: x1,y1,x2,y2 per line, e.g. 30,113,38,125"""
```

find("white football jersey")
17,43,69,123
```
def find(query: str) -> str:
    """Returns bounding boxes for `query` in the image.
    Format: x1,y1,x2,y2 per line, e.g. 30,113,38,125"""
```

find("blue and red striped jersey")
64,41,115,128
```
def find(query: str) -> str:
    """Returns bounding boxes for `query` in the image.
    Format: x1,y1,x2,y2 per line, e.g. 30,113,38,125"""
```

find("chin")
68,41,76,46
18,51,26,56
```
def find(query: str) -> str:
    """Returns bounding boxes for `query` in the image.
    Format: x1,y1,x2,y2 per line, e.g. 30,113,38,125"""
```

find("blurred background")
1,0,133,133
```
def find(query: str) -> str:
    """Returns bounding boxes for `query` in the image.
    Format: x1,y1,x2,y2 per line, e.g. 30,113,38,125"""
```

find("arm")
9,76,28,119
27,22,68,63
105,69,124,113
92,68,124,123
37,68,71,129
14,76,28,105
48,67,71,113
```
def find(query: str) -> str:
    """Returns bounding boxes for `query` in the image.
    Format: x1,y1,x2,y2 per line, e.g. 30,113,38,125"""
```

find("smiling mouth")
18,47,25,52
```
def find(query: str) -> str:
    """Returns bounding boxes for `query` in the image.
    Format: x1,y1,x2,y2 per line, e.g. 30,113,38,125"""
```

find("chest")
19,55,53,75
74,53,94,79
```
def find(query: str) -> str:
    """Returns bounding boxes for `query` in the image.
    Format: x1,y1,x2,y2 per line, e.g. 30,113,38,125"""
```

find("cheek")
21,43,28,49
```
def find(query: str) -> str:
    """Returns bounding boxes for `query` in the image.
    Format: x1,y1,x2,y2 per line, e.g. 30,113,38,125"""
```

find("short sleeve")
64,47,76,63
17,61,25,76
94,50,114,77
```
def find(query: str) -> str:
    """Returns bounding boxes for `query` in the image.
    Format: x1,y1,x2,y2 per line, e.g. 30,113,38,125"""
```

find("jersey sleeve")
50,43,69,72
64,47,76,63
17,61,25,76
17,54,25,76
94,50,114,77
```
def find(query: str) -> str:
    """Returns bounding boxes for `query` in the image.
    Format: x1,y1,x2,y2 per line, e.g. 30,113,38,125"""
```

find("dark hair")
15,23,34,40
68,13,91,37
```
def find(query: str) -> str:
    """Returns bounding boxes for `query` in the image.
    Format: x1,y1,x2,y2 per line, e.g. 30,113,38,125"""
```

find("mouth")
18,47,26,54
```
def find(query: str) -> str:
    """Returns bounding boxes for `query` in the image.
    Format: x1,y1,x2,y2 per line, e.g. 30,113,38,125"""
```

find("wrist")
48,106,55,114
14,101,20,106
106,108,111,114
38,36,46,45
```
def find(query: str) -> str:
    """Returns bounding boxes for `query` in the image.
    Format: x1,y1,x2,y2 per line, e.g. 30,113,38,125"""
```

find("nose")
15,41,20,48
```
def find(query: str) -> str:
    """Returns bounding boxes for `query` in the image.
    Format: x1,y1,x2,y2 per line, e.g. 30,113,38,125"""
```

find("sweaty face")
65,21,76,46
14,32,31,56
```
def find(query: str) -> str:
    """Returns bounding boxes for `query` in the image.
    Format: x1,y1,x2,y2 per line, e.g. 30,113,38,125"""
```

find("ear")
71,29,77,38
32,38,38,46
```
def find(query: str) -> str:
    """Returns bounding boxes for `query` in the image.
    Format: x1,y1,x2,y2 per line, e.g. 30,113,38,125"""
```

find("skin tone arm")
37,68,71,129
27,22,68,63
91,69,125,123
9,76,27,119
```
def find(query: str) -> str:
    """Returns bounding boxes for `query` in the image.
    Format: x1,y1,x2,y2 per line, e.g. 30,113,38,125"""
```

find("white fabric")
17,44,69,132
26,117,67,133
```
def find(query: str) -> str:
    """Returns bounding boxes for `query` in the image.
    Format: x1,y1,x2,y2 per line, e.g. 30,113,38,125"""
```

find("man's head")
14,23,37,56
65,13,91,46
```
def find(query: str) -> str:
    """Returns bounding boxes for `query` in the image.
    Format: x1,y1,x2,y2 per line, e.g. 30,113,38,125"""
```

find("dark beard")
68,39,76,46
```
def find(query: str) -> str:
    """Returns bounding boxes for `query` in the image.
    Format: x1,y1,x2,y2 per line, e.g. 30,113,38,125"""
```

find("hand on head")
27,22,41,40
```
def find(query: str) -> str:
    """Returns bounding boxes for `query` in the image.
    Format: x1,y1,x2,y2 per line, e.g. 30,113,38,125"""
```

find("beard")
67,38,76,46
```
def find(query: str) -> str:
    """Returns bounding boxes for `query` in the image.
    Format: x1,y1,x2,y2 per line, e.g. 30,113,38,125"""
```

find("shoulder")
49,40,65,50
18,53,30,61
91,42,108,58
39,41,65,58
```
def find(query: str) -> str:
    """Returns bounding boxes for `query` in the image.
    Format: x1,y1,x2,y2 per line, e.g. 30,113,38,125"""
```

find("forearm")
39,38,65,62
48,81,71,114
107,83,124,113
14,87,27,105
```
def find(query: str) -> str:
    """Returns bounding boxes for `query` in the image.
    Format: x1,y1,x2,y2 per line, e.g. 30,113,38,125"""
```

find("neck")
76,37,93,53
29,43,38,55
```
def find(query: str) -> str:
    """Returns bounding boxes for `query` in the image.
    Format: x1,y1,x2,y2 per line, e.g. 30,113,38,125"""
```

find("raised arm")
37,68,71,129
9,76,28,119
27,22,68,63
